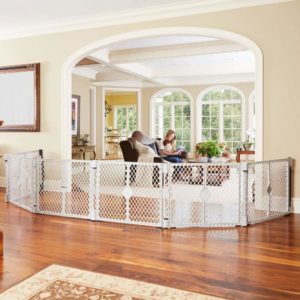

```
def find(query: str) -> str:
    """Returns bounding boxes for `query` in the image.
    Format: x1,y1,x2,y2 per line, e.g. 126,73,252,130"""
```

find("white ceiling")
73,35,255,87
0,0,292,40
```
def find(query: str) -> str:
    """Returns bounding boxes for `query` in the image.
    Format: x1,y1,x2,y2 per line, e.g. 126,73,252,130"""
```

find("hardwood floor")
0,191,300,300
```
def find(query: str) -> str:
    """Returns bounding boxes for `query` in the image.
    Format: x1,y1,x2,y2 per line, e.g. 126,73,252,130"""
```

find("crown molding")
0,0,292,41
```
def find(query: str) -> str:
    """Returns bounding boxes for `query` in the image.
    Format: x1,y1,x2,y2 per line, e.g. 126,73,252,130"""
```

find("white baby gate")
4,151,291,228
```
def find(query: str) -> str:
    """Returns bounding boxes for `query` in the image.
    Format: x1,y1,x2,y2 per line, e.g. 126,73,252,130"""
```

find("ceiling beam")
89,53,166,86
109,40,248,64
75,57,100,66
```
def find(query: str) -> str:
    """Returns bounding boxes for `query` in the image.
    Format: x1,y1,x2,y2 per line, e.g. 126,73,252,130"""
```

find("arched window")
198,87,244,153
151,89,192,152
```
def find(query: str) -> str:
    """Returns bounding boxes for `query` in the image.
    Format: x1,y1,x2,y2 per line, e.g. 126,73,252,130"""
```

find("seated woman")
159,130,188,163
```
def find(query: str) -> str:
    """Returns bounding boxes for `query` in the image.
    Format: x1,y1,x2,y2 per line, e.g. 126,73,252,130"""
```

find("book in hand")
176,146,185,155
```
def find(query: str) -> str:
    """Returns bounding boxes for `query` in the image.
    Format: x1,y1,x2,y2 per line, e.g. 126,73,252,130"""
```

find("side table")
236,150,255,162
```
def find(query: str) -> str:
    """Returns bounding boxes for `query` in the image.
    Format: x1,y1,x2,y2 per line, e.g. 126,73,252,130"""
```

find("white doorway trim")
61,26,263,160
248,90,256,132
101,87,141,159
89,86,97,147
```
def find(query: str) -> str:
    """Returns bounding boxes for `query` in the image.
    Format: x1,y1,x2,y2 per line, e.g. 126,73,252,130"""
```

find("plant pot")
243,143,252,151
207,157,212,163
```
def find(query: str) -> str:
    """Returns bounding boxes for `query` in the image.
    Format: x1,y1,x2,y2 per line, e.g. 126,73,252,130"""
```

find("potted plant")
242,140,253,151
195,141,221,162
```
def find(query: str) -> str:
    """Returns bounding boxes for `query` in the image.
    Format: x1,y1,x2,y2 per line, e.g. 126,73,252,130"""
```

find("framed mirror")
0,63,40,132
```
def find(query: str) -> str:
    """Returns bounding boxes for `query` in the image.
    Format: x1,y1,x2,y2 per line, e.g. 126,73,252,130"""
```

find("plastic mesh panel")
169,163,241,228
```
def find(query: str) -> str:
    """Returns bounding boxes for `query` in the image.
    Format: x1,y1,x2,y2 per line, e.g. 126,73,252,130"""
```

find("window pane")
232,142,240,153
164,117,171,129
223,104,232,115
183,129,191,140
176,130,183,140
182,93,190,102
202,129,210,141
202,104,210,116
232,91,242,100
232,104,241,115
224,129,232,141
223,117,232,129
175,117,182,128
233,129,241,141
163,103,171,115
153,90,191,153
183,141,191,152
183,105,190,116
173,91,183,102
226,142,234,153
211,117,219,129
232,116,241,128
211,104,219,116
202,117,210,128
211,130,219,141
222,89,231,100
211,90,222,100
175,105,183,115
202,93,211,101
163,93,172,102
183,116,191,128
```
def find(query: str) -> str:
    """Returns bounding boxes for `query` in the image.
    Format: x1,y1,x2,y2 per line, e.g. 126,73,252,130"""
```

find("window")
114,105,137,138
152,90,191,152
199,87,243,153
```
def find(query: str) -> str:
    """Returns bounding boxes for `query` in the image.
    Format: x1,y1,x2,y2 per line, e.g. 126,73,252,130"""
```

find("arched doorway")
61,26,263,160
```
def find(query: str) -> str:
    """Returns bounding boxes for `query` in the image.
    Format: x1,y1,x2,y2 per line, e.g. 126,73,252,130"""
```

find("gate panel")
5,152,40,212
96,161,164,227
247,159,290,224
169,163,241,228
38,160,92,219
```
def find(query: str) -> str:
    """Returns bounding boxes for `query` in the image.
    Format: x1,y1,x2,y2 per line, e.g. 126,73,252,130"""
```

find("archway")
61,26,263,160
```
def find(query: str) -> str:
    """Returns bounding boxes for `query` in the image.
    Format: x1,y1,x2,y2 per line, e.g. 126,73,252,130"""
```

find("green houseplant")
195,141,221,162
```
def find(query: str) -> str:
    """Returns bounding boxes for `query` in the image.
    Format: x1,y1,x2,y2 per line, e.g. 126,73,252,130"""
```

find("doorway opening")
63,27,263,161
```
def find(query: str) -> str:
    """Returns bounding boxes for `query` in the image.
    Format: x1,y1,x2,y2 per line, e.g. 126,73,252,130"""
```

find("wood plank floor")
0,192,300,300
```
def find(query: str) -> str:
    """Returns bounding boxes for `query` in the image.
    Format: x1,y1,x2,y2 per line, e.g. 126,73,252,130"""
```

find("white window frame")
113,104,137,137
248,90,255,131
150,88,194,152
196,85,246,147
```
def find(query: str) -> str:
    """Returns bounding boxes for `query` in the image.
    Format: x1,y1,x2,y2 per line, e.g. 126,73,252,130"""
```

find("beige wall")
72,75,91,137
0,1,299,198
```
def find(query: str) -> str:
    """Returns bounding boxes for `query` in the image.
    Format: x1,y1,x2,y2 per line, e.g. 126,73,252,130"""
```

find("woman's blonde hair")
163,129,176,146
164,129,176,139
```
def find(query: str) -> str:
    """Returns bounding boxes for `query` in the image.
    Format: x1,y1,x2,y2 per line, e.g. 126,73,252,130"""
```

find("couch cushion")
145,142,159,155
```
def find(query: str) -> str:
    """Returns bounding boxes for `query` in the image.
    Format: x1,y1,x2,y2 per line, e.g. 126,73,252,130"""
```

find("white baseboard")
0,176,6,188
291,198,300,214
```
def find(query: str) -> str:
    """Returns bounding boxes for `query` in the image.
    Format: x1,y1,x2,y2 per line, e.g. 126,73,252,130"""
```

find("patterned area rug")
0,265,225,300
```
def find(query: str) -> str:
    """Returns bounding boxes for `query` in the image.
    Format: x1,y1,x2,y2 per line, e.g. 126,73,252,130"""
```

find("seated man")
129,131,164,163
